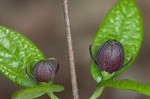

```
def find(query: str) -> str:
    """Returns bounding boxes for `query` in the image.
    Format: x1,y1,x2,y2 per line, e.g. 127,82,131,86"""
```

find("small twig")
62,0,79,99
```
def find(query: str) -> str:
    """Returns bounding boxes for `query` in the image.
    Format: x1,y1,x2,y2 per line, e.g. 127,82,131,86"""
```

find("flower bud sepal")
100,71,115,80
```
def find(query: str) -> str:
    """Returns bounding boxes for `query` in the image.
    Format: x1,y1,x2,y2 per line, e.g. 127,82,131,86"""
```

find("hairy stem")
62,0,79,99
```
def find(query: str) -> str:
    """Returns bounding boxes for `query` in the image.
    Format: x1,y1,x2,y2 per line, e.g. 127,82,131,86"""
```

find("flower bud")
97,39,124,73
26,59,59,83
90,39,132,74
34,60,58,82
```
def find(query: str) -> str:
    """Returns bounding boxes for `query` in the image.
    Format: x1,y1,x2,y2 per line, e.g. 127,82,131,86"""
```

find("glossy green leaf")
99,79,150,95
12,84,64,99
90,0,143,82
0,26,46,87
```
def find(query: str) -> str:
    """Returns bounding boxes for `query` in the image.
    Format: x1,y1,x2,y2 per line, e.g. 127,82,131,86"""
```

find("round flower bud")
26,59,59,83
34,60,58,82
90,39,132,74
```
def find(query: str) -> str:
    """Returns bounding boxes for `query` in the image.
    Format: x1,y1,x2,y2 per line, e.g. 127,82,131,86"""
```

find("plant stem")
90,86,105,99
47,92,59,99
62,0,79,99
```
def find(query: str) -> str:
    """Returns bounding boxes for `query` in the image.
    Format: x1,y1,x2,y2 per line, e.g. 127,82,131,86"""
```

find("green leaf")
90,0,143,82
90,61,102,83
0,26,46,87
99,79,150,95
12,84,64,99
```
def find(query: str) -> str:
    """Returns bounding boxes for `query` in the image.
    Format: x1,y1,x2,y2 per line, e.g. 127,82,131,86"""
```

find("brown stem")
62,0,79,99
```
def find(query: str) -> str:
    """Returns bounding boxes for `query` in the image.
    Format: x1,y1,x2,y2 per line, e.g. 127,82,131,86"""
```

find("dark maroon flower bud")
90,39,132,74
26,59,59,83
